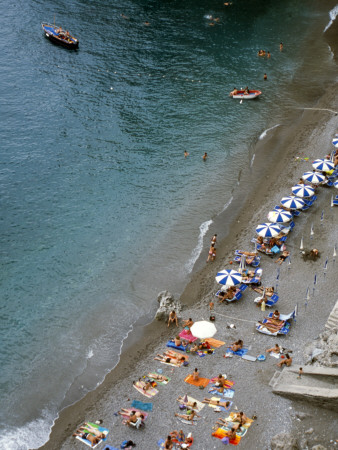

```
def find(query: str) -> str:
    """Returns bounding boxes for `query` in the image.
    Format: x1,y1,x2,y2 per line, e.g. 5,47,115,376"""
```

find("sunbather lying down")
252,285,275,297
118,408,144,418
275,250,290,264
73,423,106,447
148,372,169,383
217,411,249,430
177,397,198,409
217,286,237,302
202,398,230,408
155,350,186,365
175,410,199,421
257,320,285,333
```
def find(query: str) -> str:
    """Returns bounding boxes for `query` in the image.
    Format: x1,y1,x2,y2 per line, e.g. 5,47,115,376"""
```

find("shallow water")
0,0,336,448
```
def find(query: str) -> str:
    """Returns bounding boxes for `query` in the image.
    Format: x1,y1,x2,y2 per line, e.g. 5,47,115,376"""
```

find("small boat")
230,89,262,99
42,23,79,49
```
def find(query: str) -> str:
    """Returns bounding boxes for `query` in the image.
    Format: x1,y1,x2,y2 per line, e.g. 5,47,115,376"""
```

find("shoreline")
40,79,338,449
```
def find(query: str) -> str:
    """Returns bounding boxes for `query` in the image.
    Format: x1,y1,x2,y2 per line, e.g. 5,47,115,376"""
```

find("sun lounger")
215,288,242,303
256,307,297,336
241,268,262,285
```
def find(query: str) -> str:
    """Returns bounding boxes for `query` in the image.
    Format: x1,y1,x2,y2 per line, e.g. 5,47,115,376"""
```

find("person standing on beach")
203,152,208,161
211,234,217,245
207,243,215,262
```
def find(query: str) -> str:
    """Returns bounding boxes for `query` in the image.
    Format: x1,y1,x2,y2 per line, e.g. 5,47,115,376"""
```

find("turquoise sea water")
0,0,336,448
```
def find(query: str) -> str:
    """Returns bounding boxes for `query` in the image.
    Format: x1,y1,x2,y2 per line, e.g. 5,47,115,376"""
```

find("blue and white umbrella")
334,180,338,188
267,210,292,223
280,196,305,209
302,171,326,184
332,136,338,148
256,222,282,237
215,269,242,286
291,184,315,198
312,159,334,172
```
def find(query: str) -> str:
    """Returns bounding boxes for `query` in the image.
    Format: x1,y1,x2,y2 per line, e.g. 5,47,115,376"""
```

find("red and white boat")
230,89,262,99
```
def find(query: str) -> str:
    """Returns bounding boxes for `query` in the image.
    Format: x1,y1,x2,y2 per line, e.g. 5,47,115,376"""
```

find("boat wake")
259,124,280,140
185,219,213,273
324,5,338,33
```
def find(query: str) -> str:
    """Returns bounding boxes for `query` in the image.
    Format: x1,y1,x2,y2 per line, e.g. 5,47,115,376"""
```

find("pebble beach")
40,75,338,449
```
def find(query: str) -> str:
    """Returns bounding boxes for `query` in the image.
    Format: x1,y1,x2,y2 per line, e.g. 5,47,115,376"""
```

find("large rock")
306,327,338,367
270,432,299,450
155,291,182,322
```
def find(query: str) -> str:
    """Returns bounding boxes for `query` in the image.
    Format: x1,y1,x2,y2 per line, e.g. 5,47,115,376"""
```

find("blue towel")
166,340,187,352
131,400,153,411
208,388,235,398
227,347,248,356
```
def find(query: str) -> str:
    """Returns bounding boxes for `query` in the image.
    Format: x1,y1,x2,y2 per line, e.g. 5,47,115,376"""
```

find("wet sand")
39,81,338,450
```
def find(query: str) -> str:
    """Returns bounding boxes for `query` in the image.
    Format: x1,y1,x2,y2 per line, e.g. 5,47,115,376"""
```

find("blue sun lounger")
256,307,297,336
241,268,262,285
234,252,261,267
215,289,243,303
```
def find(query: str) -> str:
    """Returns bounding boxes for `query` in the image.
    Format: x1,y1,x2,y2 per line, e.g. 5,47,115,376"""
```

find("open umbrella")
190,320,217,339
215,269,242,286
332,136,338,148
267,210,292,223
312,159,334,172
280,196,305,210
256,222,282,237
334,180,338,188
291,184,315,198
302,171,326,184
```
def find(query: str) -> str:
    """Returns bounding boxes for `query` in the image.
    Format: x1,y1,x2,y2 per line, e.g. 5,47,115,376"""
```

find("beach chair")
241,268,262,285
266,293,279,307
333,199,338,206
239,284,248,292
233,254,261,267
256,306,297,336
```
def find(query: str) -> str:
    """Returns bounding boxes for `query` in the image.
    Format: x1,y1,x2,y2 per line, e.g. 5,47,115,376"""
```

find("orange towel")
184,374,210,387
205,338,225,348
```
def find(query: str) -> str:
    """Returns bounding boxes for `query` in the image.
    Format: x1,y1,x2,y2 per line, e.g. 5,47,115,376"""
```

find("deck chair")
266,293,279,307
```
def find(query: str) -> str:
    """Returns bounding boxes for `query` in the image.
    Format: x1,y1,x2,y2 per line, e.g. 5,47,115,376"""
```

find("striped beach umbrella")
302,171,326,184
267,210,292,223
280,196,305,210
312,159,334,172
215,269,242,286
291,184,315,198
332,136,338,148
256,222,282,238
334,180,338,188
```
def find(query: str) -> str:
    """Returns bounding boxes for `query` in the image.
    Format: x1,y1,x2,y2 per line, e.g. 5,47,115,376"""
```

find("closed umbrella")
238,254,246,274
291,184,315,198
190,320,217,339
280,196,305,209
302,171,326,184
312,159,334,172
215,269,242,286
267,210,292,223
256,222,282,238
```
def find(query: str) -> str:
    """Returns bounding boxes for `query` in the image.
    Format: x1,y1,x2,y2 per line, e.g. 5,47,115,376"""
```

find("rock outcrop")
270,432,299,450
155,291,182,322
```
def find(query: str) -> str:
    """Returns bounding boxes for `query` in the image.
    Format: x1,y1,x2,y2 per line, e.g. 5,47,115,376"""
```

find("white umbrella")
280,196,305,209
190,320,217,339
312,159,334,172
256,222,282,237
267,210,292,223
302,171,326,184
291,184,315,198
215,269,242,286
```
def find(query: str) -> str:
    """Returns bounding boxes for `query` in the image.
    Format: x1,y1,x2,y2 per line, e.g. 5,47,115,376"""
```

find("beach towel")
212,428,241,445
176,418,197,426
179,329,197,342
205,338,225,348
177,395,205,412
206,398,233,412
184,374,210,388
133,380,158,398
209,377,235,389
74,422,109,448
158,438,165,448
208,388,235,398
119,408,149,420
131,400,153,412
166,340,187,352
241,354,257,362
147,372,171,385
227,347,248,357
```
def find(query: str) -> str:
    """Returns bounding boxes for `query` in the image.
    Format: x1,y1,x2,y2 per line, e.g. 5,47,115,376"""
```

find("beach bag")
221,436,230,445
271,245,280,254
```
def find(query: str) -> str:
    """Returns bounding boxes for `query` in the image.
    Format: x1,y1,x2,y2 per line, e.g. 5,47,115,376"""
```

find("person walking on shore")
207,243,216,262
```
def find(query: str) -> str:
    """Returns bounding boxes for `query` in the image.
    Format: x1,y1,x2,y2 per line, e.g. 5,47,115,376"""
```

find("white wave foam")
259,124,280,140
0,410,54,450
185,219,213,272
324,5,338,32
250,154,255,167
222,196,233,212
87,348,94,359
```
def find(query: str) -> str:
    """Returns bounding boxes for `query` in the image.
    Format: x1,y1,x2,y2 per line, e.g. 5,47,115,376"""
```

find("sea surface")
0,0,337,448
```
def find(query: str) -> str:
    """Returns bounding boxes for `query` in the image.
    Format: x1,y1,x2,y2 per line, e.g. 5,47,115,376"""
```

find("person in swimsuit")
73,423,106,439
277,353,292,368
73,431,102,447
184,150,189,158
231,340,243,352
182,318,194,329
170,429,185,442
164,435,173,449
266,343,281,354
177,397,198,409
275,250,290,264
202,152,208,161
272,310,280,320
192,368,199,381
168,310,178,327
175,410,199,421
202,398,230,407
